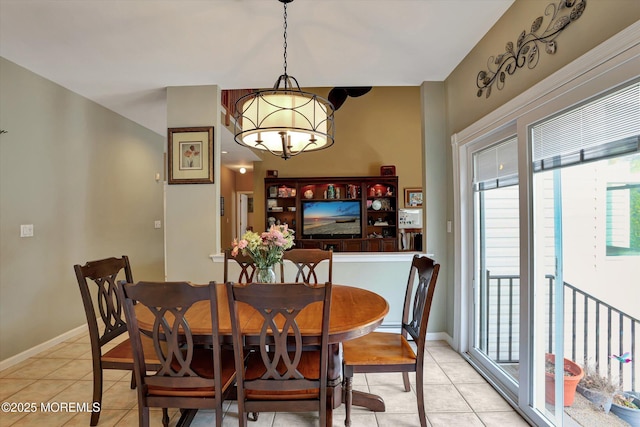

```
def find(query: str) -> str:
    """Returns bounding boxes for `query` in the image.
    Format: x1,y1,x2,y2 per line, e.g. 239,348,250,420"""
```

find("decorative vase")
611,391,640,426
544,353,584,406
256,266,276,283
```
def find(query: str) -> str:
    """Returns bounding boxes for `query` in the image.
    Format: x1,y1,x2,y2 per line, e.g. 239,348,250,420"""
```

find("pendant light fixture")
234,0,335,160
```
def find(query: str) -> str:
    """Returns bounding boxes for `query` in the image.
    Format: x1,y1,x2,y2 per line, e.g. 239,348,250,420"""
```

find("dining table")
135,283,389,425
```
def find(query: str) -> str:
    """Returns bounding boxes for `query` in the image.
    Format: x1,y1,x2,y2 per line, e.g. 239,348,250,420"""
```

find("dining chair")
341,255,440,427
226,281,333,427
74,255,161,426
224,248,257,283
117,280,236,427
280,248,333,284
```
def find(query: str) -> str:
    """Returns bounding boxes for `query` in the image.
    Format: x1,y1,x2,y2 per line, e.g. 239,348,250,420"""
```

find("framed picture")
404,188,423,208
168,126,214,184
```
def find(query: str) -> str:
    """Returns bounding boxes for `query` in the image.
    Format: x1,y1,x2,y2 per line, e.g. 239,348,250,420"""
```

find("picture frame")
168,126,214,184
404,188,423,208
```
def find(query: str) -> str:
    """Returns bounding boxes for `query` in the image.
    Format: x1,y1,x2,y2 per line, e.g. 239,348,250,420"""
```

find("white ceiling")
0,0,514,170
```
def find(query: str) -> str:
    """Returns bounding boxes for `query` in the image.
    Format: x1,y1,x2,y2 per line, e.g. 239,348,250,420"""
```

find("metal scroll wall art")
476,0,586,99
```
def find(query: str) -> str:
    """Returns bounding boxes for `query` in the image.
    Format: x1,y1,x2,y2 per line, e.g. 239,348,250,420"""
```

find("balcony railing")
484,271,638,391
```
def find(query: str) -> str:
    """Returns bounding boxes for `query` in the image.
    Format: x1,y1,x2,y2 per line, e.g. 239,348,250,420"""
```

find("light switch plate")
154,220,162,229
20,224,34,237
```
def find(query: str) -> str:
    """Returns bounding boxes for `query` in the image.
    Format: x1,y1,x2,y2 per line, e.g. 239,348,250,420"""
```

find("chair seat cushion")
101,334,161,365
342,332,416,366
148,348,236,398
243,351,320,400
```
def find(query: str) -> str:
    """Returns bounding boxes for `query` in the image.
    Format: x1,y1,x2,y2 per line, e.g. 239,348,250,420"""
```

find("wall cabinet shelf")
265,176,399,252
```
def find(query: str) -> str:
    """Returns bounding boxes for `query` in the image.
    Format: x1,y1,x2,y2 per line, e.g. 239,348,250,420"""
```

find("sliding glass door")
461,76,640,426
530,83,640,423
471,138,521,389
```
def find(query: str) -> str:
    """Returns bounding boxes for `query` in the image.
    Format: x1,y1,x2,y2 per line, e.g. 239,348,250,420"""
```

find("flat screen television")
301,200,362,239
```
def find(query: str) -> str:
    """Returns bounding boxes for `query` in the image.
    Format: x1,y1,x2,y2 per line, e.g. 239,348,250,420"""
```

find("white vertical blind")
473,137,518,191
532,82,640,171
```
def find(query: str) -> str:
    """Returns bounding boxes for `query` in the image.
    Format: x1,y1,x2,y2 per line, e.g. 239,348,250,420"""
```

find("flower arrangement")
231,224,295,269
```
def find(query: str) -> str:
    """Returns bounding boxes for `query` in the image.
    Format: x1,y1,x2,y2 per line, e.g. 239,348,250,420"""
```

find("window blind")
473,137,518,191
532,82,640,172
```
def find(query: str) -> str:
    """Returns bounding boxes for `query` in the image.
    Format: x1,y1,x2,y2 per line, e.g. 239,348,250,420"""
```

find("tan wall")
236,170,254,191
251,86,423,231
0,58,165,360
446,0,640,134
220,165,235,252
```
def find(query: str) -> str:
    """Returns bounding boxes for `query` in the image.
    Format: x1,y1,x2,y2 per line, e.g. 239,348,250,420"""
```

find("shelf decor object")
167,126,214,184
234,0,335,160
476,0,586,99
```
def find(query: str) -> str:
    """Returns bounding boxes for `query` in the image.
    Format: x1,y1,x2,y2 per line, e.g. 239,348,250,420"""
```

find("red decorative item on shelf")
380,165,396,176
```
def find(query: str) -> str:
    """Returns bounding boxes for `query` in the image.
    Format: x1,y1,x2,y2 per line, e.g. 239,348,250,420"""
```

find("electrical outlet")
20,224,34,237
154,220,162,229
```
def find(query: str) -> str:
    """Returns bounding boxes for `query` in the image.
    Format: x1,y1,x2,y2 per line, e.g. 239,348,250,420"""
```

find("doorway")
236,191,253,238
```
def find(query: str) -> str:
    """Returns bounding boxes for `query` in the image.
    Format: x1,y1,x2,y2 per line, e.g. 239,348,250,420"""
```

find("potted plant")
577,364,620,413
545,353,584,406
611,391,640,426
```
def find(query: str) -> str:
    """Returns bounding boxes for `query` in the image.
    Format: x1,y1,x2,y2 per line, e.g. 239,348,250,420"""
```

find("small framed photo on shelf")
404,188,423,207
168,126,214,184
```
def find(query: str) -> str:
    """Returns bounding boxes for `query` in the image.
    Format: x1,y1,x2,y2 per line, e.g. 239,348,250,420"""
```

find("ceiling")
0,0,514,171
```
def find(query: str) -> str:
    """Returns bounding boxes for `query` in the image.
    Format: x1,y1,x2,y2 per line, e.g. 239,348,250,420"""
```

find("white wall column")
165,85,222,282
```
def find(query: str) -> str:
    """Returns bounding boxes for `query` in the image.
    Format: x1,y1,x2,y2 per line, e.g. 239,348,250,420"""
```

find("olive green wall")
446,0,640,134
0,57,165,361
251,86,423,233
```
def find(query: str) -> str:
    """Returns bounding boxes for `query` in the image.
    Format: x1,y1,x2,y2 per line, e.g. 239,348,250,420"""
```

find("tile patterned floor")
0,333,530,426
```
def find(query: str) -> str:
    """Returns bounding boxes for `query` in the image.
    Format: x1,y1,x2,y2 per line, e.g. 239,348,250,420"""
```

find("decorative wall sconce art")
476,0,586,99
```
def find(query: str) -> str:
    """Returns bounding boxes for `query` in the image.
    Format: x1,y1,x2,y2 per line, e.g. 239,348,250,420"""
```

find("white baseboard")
375,323,454,346
0,324,87,372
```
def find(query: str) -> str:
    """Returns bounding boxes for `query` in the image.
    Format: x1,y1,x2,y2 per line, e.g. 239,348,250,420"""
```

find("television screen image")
302,200,362,238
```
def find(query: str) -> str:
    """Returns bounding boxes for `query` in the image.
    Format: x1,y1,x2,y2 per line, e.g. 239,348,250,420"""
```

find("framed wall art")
404,188,423,208
168,126,214,184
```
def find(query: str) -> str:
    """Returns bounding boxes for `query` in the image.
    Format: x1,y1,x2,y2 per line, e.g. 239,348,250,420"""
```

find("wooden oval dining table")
134,283,389,424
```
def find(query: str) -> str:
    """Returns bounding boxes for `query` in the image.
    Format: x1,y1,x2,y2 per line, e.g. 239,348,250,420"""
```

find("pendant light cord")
282,1,288,80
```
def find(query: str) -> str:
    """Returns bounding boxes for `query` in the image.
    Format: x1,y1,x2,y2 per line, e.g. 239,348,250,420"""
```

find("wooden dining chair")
341,255,440,427
117,280,236,427
224,248,257,283
280,248,333,284
226,281,333,427
74,255,161,426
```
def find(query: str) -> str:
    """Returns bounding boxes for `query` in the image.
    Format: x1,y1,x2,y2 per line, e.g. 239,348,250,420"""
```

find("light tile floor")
0,332,530,426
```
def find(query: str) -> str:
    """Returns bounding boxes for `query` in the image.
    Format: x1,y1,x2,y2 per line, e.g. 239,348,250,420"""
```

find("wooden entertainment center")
265,176,399,252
